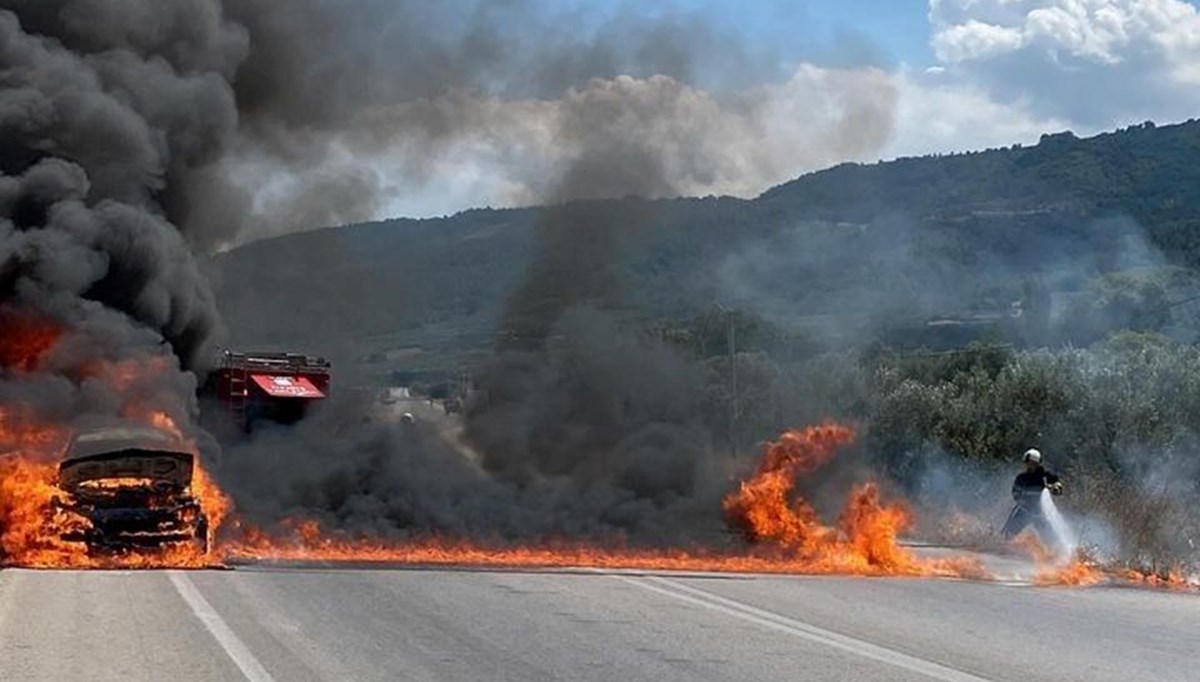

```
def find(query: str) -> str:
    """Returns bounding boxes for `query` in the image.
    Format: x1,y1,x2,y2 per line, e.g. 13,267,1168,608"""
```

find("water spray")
1040,488,1078,560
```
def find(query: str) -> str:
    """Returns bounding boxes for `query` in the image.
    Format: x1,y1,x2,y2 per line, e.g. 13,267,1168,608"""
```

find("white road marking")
619,575,994,682
168,571,277,682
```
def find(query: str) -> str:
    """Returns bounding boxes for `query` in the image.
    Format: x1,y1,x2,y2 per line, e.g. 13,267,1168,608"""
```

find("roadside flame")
225,423,985,580
722,423,851,549
223,518,986,576
1012,532,1104,586
1041,560,1104,587
1117,566,1197,591
721,423,983,577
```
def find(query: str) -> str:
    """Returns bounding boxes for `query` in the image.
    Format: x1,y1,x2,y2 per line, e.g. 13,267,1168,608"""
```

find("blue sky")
667,0,1200,69
602,1,935,68
695,0,935,66
802,0,934,64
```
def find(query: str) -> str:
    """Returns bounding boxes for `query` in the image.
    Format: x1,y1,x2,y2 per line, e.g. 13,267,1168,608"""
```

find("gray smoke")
714,208,1184,349
213,1,895,244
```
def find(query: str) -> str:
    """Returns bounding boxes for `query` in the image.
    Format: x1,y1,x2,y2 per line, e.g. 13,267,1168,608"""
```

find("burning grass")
1035,559,1104,587
1,404,1188,591
1006,531,1108,588
2,418,995,577
222,423,986,579
718,423,984,577
221,522,986,577
1117,566,1198,590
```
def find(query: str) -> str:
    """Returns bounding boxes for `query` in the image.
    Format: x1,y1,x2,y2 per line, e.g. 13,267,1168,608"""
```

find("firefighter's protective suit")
1001,449,1063,542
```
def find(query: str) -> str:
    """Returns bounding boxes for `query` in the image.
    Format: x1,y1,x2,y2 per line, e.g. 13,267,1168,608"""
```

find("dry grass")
1066,466,1200,576
909,499,1013,553
907,470,1199,581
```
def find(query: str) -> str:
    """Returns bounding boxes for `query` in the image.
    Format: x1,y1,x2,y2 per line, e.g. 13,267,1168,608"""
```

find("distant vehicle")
54,427,209,555
204,350,331,433
380,386,411,405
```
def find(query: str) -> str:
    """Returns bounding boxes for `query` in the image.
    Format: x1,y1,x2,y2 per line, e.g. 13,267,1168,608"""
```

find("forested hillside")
212,118,1200,371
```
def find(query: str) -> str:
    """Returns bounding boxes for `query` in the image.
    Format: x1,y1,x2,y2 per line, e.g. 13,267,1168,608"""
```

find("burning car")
53,427,209,556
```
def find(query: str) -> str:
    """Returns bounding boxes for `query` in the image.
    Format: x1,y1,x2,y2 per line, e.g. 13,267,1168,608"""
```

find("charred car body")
54,427,209,555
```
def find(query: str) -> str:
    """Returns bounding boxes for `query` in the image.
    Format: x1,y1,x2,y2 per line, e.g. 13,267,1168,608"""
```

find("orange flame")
0,308,61,372
719,423,984,577
0,407,70,457
222,423,985,580
0,457,91,567
722,423,852,549
0,373,224,568
1040,560,1104,587
1011,532,1104,587
85,356,176,393
1117,566,1196,590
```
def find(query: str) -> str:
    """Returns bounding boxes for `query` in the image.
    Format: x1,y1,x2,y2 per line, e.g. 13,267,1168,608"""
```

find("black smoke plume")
0,2,896,544
0,4,234,441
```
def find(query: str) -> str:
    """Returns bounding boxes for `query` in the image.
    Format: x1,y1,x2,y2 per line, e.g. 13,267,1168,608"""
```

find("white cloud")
887,71,1070,159
932,19,1025,62
927,0,1200,126
931,0,1200,65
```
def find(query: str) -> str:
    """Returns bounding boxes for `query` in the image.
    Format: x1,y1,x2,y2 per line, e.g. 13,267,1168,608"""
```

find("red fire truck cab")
207,350,331,432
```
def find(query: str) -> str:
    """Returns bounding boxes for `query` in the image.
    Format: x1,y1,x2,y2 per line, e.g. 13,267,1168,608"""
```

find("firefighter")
1001,448,1064,541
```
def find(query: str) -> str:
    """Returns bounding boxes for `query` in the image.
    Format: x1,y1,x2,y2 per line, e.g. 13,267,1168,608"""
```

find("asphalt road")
0,565,1195,682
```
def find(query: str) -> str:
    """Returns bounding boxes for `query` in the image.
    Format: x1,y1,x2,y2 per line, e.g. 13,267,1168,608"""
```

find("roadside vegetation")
689,330,1200,576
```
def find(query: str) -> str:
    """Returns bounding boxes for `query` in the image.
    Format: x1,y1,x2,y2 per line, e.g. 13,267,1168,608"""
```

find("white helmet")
1023,448,1042,464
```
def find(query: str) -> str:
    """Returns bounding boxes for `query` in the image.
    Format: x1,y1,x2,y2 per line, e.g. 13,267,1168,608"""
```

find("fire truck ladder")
227,365,249,428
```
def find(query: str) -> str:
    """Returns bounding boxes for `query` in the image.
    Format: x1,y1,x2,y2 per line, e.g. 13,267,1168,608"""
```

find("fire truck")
205,350,331,432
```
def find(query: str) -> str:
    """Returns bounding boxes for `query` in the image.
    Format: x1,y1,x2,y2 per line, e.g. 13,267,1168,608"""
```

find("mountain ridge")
211,118,1200,374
